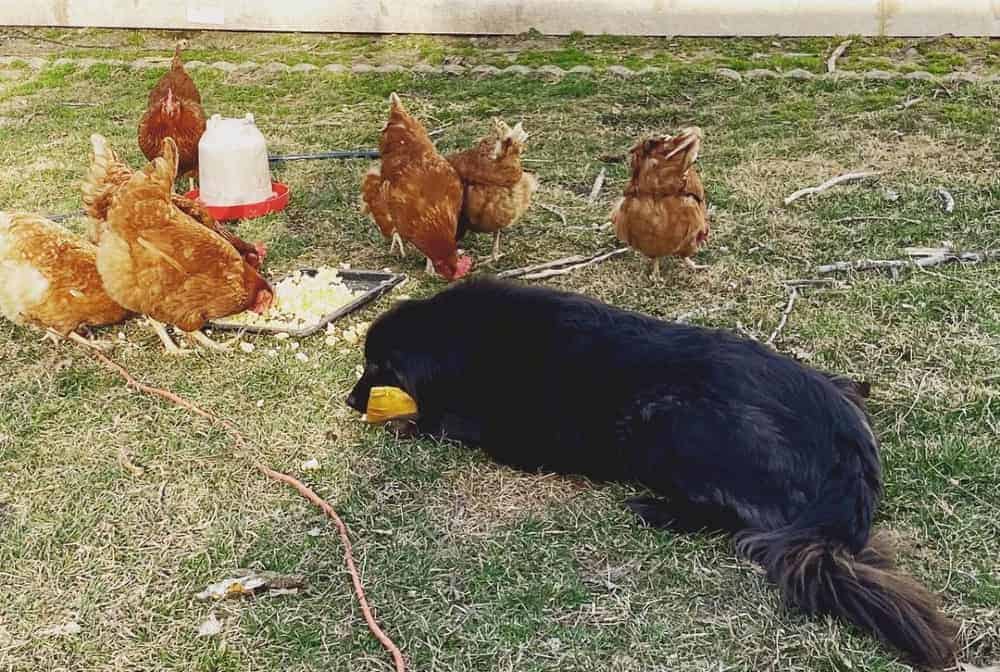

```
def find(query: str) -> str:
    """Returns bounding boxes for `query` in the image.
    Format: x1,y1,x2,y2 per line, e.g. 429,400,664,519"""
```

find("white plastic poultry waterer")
187,113,289,220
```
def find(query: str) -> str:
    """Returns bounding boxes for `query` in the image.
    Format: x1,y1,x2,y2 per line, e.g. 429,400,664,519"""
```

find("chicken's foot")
183,329,232,352
147,318,189,356
650,258,661,282
425,257,435,275
44,328,115,351
682,257,708,271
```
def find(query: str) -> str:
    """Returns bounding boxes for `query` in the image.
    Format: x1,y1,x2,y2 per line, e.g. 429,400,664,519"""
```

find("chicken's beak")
663,127,702,167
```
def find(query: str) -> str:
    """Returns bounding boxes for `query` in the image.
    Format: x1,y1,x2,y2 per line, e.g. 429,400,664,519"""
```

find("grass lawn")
1,28,999,672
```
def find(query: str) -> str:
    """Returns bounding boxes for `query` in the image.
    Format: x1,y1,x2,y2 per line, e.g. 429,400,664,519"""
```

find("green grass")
2,29,1000,672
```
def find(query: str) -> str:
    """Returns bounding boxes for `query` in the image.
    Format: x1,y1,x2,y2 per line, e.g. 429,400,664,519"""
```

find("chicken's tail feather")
82,134,132,227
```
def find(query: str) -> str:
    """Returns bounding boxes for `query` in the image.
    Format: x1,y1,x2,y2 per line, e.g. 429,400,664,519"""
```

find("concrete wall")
3,0,999,36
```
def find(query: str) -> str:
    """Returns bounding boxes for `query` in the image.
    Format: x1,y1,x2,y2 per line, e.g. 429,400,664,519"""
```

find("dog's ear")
392,349,437,400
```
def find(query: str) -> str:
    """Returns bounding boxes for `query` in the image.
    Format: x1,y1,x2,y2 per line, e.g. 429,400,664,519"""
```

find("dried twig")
117,445,145,478
83,349,407,672
899,97,924,110
832,215,922,225
766,287,799,345
817,249,999,275
536,202,568,227
497,254,587,279
522,247,628,280
936,188,955,213
826,39,853,73
599,153,626,164
499,248,628,280
588,167,607,204
783,171,880,206
784,278,843,288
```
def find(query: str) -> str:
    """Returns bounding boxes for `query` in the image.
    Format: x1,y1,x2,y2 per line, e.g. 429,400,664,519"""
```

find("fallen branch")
826,39,853,73
936,188,955,213
784,171,880,206
84,349,406,672
766,287,799,345
899,96,924,110
817,249,999,275
599,152,626,164
588,167,607,204
536,202,568,227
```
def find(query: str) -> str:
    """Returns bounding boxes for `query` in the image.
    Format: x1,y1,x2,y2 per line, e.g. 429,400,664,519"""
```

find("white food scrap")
224,268,362,331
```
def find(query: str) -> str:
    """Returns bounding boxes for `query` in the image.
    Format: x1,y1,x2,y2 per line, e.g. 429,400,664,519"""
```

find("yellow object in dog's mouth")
365,386,419,423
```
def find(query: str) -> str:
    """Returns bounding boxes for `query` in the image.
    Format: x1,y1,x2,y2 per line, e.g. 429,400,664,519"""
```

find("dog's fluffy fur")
348,278,956,668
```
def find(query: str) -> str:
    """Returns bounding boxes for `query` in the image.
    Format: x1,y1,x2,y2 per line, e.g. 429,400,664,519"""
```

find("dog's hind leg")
626,495,744,534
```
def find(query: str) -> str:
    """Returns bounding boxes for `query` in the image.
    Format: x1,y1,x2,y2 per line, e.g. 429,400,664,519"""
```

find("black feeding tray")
207,268,405,338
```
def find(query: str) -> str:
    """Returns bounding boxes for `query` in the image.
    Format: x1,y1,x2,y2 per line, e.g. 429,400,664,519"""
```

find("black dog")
347,278,955,668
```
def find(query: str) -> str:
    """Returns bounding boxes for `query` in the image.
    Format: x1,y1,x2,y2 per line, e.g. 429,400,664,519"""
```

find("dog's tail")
736,525,957,668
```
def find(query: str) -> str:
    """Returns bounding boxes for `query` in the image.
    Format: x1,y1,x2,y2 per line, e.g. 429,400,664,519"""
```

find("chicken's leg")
650,257,661,282
425,257,435,275
491,230,503,261
391,232,406,258
148,318,188,355
682,257,708,271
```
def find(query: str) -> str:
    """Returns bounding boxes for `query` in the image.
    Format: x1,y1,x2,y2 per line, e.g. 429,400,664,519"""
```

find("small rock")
301,458,320,471
744,69,779,79
263,62,290,73
211,61,238,73
376,63,406,73
289,341,300,351
351,63,375,74
568,65,594,75
864,69,896,80
784,68,814,80
38,622,82,637
882,188,899,202
904,47,920,60
256,400,265,408
274,332,290,340
306,527,323,537
323,63,347,73
290,62,318,72
472,65,501,77
904,70,935,81
536,65,565,77
295,352,309,363
411,64,442,74
239,342,255,354
197,613,223,638
503,65,533,75
943,71,978,84
442,64,466,75
606,65,636,78
265,349,278,358
715,67,742,82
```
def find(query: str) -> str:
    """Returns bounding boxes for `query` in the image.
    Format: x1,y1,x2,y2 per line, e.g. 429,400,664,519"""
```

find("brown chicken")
361,93,472,280
97,138,273,354
82,133,266,268
611,127,709,280
447,119,538,261
0,211,130,349
138,46,206,183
